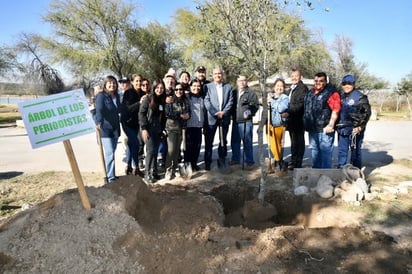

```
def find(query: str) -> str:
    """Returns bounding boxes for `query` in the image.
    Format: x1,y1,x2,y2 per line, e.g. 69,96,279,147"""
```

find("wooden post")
96,129,108,183
63,140,91,210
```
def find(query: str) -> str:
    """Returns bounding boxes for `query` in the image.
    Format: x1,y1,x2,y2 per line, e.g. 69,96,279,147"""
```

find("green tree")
42,0,178,88
43,0,135,80
126,22,181,80
174,0,325,202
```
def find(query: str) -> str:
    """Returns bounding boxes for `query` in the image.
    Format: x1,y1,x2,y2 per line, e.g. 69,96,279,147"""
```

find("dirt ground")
1,158,412,273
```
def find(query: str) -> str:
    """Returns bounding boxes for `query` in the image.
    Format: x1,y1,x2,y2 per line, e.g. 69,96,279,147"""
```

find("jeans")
145,130,161,177
308,131,334,168
184,127,202,166
101,137,118,181
158,138,167,161
204,123,229,167
288,128,305,168
166,129,182,172
122,124,139,169
338,131,364,168
231,121,254,165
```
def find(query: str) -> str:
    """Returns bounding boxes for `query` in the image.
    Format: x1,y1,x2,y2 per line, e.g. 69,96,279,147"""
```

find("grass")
377,111,412,121
0,104,21,124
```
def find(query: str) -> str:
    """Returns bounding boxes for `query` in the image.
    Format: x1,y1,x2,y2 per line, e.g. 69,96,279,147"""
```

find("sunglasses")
342,82,354,86
175,88,184,91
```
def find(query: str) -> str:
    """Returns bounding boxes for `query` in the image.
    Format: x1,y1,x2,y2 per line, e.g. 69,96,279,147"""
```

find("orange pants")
267,125,285,161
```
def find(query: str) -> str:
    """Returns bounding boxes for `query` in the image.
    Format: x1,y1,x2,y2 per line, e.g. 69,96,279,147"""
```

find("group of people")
93,66,371,184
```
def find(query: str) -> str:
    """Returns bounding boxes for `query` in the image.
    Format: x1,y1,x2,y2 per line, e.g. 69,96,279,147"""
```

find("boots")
274,160,288,177
265,157,275,174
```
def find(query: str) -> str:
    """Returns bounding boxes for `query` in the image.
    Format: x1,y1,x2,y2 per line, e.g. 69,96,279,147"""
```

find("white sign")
18,89,96,149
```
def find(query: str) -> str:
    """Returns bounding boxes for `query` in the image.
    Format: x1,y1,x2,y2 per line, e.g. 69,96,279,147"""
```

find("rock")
383,185,399,194
341,184,364,203
339,180,352,191
354,178,368,194
294,185,309,196
316,175,335,198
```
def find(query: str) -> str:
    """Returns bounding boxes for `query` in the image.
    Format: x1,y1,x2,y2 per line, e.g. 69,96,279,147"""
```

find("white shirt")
216,83,223,111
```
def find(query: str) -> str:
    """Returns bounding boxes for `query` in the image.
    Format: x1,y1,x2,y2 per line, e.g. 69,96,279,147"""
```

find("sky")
1,0,411,86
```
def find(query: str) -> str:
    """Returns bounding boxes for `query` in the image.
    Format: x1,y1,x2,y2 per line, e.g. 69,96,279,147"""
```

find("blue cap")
342,74,356,84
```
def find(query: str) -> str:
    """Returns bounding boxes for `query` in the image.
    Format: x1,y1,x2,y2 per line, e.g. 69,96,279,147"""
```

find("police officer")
336,74,371,169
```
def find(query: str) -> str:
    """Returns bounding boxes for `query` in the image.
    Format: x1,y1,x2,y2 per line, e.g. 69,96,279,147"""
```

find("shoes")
192,164,200,171
133,168,144,177
107,177,116,183
125,166,133,175
143,175,153,184
138,159,145,170
165,168,174,180
205,163,211,171
287,162,295,170
152,173,161,180
218,158,226,168
244,164,254,171
265,157,274,174
179,163,193,180
229,160,239,166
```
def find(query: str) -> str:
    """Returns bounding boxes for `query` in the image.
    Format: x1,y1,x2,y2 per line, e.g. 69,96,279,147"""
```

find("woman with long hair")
139,79,166,184
120,74,144,177
164,82,191,180
94,75,121,183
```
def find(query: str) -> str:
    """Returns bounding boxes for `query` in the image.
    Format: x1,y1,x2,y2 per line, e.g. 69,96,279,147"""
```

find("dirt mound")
1,175,411,273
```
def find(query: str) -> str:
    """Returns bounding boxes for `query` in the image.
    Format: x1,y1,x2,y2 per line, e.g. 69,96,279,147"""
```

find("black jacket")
231,87,259,123
286,81,308,131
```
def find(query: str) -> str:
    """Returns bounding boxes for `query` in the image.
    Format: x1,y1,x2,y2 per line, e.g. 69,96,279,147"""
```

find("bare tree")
15,33,64,94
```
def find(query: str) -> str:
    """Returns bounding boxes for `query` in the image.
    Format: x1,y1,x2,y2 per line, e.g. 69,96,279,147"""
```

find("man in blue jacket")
337,74,371,169
203,67,234,170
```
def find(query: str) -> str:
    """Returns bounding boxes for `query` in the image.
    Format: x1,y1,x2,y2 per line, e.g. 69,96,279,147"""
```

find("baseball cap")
118,76,130,83
164,68,176,79
341,74,356,84
195,66,206,72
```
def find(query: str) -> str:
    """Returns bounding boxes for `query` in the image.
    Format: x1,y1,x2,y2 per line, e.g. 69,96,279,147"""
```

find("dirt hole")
106,177,341,233
210,183,338,230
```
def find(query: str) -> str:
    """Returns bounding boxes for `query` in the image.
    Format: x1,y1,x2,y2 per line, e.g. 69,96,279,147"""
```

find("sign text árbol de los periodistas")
18,89,96,149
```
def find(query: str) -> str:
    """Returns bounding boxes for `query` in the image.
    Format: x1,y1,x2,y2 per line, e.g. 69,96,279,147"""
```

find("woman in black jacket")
164,82,190,180
139,79,166,184
120,74,144,176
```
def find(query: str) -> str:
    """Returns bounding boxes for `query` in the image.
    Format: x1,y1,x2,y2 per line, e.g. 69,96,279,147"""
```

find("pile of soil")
1,170,411,273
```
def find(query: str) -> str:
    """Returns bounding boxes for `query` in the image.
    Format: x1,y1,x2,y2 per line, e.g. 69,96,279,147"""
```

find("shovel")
218,119,229,173
96,128,108,183
266,103,275,174
179,128,192,180
276,126,288,177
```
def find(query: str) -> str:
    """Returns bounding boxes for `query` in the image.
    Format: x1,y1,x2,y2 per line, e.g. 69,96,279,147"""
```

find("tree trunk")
405,94,412,119
257,77,268,203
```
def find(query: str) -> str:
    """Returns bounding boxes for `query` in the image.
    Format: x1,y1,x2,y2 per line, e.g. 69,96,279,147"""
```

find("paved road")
1,120,411,175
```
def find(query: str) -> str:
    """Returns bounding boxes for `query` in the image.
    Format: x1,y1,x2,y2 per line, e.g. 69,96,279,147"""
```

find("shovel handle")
218,120,224,146
182,128,187,151
96,128,107,181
